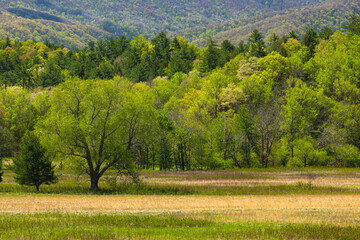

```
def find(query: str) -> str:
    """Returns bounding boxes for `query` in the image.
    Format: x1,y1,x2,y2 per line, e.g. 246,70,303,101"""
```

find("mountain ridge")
0,0,357,48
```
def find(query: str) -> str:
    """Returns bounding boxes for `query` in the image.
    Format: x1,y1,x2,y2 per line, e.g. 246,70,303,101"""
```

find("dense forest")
0,13,360,190
0,0,358,48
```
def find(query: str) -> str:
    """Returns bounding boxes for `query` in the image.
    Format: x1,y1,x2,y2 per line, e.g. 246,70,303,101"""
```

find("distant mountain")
0,0,358,48
177,0,360,46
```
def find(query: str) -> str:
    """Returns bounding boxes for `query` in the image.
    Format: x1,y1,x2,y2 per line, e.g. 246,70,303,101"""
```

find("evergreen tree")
248,29,266,58
1,36,12,49
238,40,249,54
13,133,57,191
151,31,171,76
37,60,65,87
267,33,282,53
288,30,300,41
342,11,360,35
200,37,221,72
319,26,334,40
220,39,236,64
302,28,319,57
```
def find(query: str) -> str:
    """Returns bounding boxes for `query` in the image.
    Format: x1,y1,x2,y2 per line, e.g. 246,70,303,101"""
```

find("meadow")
0,169,359,239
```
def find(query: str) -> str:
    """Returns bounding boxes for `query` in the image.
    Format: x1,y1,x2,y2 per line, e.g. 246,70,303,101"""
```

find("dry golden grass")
1,195,359,213
142,170,360,187
2,169,360,188
195,208,360,227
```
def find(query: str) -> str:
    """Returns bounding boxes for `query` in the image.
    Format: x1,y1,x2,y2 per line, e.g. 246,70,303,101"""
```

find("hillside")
178,0,360,46
0,0,358,48
0,9,110,48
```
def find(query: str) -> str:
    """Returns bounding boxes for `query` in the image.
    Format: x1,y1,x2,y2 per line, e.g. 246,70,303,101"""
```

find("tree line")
0,14,360,191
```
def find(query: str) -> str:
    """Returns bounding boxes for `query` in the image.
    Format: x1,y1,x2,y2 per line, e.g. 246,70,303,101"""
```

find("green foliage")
248,29,266,58
319,26,334,40
13,133,57,191
36,77,154,190
302,28,319,57
1,29,360,177
199,38,222,73
336,144,360,167
342,11,360,35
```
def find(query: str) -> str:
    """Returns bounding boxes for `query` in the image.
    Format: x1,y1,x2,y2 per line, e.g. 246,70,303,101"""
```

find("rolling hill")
0,0,358,48
177,0,360,46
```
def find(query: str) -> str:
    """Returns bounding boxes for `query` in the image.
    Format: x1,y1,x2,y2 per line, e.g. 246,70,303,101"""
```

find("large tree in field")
37,77,154,191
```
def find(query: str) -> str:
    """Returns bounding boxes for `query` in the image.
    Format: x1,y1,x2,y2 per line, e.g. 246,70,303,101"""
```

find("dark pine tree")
302,28,319,57
248,29,266,58
201,37,221,72
319,26,334,40
13,133,57,191
288,30,300,41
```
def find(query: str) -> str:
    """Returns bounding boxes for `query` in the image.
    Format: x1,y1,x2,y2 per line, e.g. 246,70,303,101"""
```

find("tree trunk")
180,144,185,171
90,173,100,192
232,149,241,168
36,185,40,192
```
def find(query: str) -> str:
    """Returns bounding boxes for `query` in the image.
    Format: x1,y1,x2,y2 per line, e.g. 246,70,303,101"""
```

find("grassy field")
0,169,359,239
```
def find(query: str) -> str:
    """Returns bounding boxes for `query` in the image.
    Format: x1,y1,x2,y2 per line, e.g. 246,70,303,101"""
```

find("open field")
0,195,359,213
1,168,360,195
0,169,360,239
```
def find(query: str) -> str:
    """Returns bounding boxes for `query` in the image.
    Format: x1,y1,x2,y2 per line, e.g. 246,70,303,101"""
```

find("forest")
0,0,358,48
0,13,360,191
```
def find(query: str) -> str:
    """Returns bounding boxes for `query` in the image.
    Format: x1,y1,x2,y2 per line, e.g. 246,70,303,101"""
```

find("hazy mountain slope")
177,0,360,46
0,7,111,48
0,0,355,47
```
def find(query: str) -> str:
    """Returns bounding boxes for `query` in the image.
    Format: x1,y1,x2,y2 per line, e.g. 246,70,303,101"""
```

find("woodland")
0,0,359,48
0,13,360,191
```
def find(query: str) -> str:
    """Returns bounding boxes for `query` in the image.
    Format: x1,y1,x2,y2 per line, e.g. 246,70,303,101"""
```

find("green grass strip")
0,212,358,239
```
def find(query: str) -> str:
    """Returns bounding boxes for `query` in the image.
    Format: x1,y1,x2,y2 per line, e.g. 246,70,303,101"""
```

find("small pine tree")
13,133,57,191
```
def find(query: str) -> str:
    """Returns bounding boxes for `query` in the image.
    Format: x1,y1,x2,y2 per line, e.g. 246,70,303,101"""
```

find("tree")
288,30,300,41
37,77,154,191
267,33,281,53
199,37,221,72
282,78,325,161
238,41,249,54
302,28,318,57
319,26,334,40
37,60,65,87
0,110,14,182
220,39,236,64
248,29,266,58
342,11,360,35
256,100,281,168
151,31,171,76
233,108,258,167
13,133,57,191
168,37,197,76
